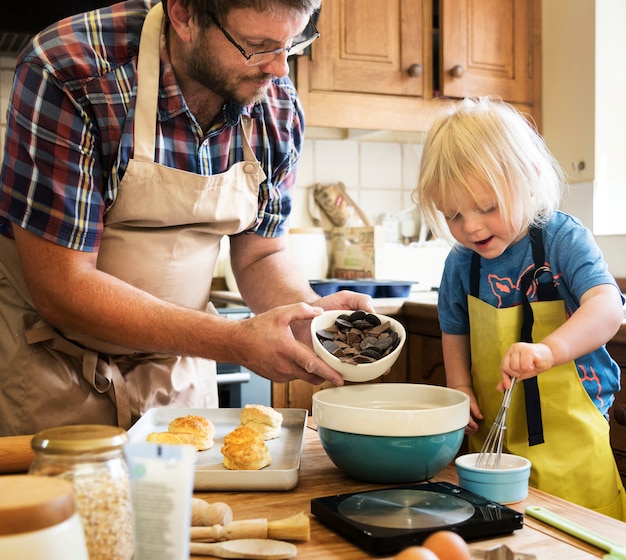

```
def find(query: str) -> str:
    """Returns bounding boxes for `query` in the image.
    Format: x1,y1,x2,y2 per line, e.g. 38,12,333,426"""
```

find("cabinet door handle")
407,64,423,78
450,64,465,78
614,403,626,426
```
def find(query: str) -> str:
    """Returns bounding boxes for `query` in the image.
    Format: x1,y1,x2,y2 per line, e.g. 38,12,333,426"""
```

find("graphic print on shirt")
485,264,538,307
486,266,606,413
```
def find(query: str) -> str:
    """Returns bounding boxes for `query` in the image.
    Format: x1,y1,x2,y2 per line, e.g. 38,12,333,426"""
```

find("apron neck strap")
520,224,550,446
528,224,559,301
133,3,164,162
470,251,480,298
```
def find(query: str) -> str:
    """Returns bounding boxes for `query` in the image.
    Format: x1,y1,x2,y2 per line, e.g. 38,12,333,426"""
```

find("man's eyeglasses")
208,13,320,67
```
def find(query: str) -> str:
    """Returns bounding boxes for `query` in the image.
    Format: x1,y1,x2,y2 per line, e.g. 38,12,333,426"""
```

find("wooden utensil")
0,435,34,473
189,538,297,559
191,498,233,526
191,512,310,542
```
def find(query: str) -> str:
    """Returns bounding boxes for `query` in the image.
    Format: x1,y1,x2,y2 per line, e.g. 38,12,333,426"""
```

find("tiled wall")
292,133,424,231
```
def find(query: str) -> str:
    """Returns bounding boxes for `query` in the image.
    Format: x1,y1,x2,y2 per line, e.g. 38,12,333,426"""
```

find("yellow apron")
0,3,264,434
467,231,626,520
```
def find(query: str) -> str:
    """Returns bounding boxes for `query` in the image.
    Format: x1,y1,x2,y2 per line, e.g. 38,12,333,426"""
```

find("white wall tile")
402,142,422,191
294,139,315,188
289,137,425,230
290,139,317,227
400,190,418,211
358,142,402,189
312,139,360,187
358,188,404,225
290,184,316,228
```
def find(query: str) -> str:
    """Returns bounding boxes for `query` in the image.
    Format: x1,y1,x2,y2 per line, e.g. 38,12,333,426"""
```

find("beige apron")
0,3,264,435
468,294,626,520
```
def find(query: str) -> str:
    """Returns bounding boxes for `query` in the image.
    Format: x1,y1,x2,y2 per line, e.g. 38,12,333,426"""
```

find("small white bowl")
455,453,531,504
310,310,406,382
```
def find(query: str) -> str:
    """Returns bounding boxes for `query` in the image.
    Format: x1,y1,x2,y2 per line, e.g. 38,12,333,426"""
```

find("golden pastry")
168,415,215,451
240,404,283,440
221,425,271,470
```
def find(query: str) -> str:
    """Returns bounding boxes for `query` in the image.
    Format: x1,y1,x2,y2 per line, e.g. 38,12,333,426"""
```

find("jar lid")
0,475,76,535
31,425,128,455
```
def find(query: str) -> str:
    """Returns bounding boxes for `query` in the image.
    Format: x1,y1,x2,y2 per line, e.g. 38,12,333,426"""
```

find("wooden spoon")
189,538,297,559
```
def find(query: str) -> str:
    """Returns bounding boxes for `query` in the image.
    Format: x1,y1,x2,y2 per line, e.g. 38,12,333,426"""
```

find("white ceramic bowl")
310,310,406,382
312,383,470,483
455,453,531,504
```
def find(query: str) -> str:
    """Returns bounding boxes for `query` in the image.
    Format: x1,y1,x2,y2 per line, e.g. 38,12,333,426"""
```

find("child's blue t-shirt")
438,210,623,416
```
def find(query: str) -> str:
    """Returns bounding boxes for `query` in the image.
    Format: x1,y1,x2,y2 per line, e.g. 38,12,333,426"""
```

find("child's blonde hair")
414,97,565,242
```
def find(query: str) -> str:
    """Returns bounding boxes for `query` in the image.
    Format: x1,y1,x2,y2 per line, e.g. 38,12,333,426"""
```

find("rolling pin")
0,435,35,473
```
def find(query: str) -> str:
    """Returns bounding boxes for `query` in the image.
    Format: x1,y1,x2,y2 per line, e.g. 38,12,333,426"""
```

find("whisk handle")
502,377,516,408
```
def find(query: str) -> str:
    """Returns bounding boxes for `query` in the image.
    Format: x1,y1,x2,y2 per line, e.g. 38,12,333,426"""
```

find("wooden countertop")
3,424,625,558
192,420,626,560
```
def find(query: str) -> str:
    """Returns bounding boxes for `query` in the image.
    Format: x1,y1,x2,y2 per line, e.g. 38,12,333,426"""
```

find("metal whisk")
476,377,517,468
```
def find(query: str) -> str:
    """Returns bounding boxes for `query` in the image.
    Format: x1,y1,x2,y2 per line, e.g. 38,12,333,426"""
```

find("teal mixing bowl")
312,384,470,483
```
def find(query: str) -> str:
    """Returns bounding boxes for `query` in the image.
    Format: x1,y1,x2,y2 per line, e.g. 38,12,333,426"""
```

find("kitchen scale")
310,481,524,556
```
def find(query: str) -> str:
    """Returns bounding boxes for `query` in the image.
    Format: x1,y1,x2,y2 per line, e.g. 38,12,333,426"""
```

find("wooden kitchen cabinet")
297,0,434,132
272,379,333,413
439,0,537,105
607,332,626,487
297,0,541,132
400,304,446,387
307,0,427,99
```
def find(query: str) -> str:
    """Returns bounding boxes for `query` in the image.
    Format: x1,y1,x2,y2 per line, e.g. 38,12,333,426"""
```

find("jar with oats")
29,425,134,560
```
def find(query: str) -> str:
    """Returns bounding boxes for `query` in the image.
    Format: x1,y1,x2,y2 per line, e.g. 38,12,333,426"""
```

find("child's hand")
451,385,483,434
499,342,554,388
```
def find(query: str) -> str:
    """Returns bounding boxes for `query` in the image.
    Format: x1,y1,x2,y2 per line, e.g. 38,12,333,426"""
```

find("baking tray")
127,407,308,491
309,279,413,298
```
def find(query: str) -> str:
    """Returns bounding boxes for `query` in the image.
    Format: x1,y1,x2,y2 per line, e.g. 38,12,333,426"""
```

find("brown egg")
394,546,440,560
422,530,472,560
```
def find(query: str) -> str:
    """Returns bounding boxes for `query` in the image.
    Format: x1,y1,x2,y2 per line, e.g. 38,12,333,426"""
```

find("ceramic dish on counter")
312,383,470,483
309,279,414,298
128,407,307,491
310,310,406,382
455,453,531,504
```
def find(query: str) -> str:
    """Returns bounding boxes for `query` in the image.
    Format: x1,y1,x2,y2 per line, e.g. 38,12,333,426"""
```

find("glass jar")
30,425,134,560
0,475,89,560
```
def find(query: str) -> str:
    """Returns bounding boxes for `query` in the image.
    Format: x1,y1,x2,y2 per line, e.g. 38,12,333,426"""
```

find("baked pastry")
221,425,271,470
168,415,215,451
145,431,197,446
240,404,283,440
